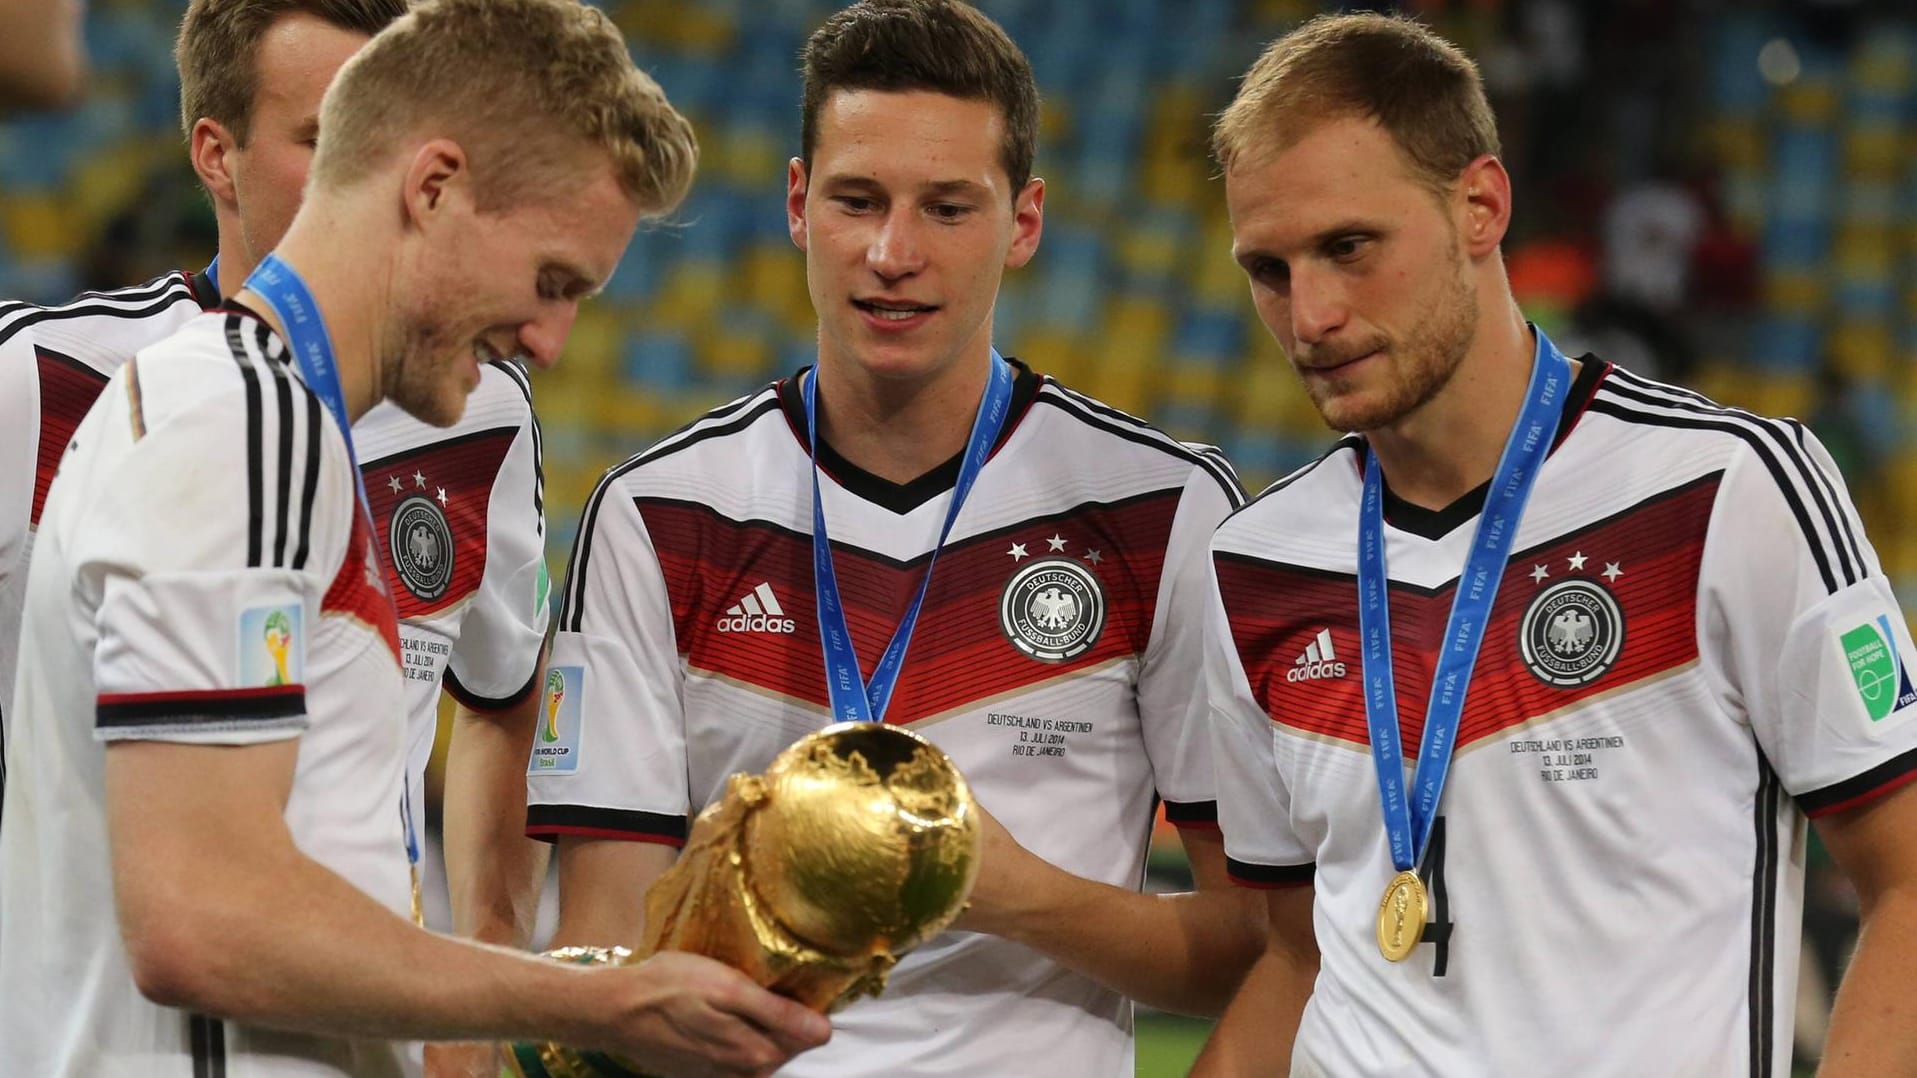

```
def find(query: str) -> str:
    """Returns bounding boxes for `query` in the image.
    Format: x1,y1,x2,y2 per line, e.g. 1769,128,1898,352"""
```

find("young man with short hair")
533,2,1262,1075
0,1,828,1074
1194,13,1917,1075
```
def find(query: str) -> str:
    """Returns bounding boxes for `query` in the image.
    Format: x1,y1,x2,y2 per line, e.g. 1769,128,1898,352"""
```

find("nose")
517,302,579,370
1288,263,1347,347
866,208,926,281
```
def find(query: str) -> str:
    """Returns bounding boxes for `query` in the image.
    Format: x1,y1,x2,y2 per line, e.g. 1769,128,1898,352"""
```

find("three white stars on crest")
1530,550,1623,583
1006,534,1101,565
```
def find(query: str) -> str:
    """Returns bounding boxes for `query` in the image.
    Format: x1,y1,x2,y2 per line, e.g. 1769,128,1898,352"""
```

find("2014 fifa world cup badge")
529,666,584,774
239,604,304,688
999,555,1105,663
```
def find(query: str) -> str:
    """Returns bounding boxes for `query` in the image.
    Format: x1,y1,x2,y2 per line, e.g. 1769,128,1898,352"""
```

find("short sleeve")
74,374,354,745
445,391,549,710
1138,456,1244,827
525,473,688,846
1202,550,1316,887
1700,428,1917,815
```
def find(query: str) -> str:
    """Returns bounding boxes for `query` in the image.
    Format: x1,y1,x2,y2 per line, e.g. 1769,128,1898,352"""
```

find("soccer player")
1,0,552,978
531,1,1263,1074
1193,13,1917,1076
0,0,85,111
0,1,830,1075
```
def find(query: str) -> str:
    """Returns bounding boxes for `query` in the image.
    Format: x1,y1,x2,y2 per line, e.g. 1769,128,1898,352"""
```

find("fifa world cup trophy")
503,722,981,1077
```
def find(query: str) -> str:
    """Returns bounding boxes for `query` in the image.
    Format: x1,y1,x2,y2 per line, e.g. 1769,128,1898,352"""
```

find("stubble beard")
1303,260,1480,435
380,322,467,429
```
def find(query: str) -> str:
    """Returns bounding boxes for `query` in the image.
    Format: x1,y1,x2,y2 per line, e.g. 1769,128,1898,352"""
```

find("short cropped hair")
800,0,1038,193
176,0,409,144
311,0,697,216
1213,12,1500,195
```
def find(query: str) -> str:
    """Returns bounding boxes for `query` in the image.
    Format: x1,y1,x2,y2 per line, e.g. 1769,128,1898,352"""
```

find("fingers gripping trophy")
504,723,982,1077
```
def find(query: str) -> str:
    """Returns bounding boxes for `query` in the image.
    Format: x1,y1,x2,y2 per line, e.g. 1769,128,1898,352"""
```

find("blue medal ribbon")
1358,329,1572,876
203,256,220,296
241,254,420,898
805,352,1015,722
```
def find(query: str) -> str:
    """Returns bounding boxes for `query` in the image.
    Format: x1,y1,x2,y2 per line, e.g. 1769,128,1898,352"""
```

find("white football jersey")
0,309,414,1076
1204,361,1917,1077
354,359,550,868
530,362,1243,1077
0,271,216,784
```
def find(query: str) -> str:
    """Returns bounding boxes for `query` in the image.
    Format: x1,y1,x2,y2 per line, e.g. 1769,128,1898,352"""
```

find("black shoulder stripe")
1591,384,1863,591
1600,374,1865,580
0,273,195,345
1031,389,1243,504
226,315,266,568
259,321,296,569
291,390,322,571
1586,396,1849,594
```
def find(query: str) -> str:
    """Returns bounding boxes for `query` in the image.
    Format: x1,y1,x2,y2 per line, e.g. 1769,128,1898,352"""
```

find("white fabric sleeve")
526,472,689,846
445,390,549,710
1138,458,1244,825
1203,550,1316,886
75,380,353,745
1699,428,1917,816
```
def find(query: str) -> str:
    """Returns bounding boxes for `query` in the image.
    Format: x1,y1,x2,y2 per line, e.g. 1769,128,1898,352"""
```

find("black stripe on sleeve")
1797,746,1917,818
291,391,322,570
1225,856,1315,889
526,805,689,845
444,665,540,713
1747,755,1782,1078
268,345,296,568
190,1013,226,1078
490,360,546,531
1162,799,1219,828
226,315,266,568
96,690,306,728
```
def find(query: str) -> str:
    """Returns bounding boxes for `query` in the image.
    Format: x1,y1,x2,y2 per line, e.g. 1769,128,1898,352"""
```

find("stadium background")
3,0,1910,1072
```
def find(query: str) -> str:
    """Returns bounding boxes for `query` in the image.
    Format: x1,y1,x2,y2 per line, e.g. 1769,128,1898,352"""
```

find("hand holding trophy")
503,722,981,1077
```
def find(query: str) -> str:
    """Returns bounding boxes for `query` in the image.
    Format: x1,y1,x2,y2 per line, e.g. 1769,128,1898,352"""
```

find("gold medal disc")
1375,870,1427,962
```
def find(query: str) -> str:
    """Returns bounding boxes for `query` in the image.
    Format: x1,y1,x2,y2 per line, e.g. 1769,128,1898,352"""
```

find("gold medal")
1375,870,1427,962
410,863,424,927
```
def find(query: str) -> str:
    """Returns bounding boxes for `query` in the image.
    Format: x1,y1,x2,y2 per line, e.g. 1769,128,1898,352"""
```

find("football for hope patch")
529,666,583,774
1840,615,1917,722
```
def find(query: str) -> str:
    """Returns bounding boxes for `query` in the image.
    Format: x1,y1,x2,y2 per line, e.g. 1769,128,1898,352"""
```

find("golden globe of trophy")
502,722,981,1077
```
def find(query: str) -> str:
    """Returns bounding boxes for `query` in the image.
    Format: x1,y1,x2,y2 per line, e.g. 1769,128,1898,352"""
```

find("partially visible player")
532,2,1262,1076
0,0,86,111
0,1,829,1075
1194,13,1917,1076
177,0,557,960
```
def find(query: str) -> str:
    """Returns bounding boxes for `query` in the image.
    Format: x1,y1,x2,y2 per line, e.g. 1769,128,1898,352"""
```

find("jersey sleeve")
525,473,688,846
444,382,549,710
1203,546,1316,887
1138,454,1245,828
1700,426,1917,815
73,374,356,745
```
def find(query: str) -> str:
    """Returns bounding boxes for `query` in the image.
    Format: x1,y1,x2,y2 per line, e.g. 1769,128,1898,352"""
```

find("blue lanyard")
1357,329,1572,874
805,353,1015,722
204,256,220,295
240,254,419,876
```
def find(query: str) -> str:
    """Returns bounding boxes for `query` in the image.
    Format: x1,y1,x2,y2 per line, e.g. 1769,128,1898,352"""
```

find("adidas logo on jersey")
1287,629,1347,682
717,583,797,634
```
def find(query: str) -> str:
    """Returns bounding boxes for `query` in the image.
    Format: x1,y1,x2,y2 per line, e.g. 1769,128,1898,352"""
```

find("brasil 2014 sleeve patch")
1841,614,1917,722
238,604,304,688
530,666,583,774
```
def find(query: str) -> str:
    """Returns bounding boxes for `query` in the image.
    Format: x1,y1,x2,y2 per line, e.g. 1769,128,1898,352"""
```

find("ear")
189,117,240,209
786,157,809,252
1456,154,1511,258
1004,176,1044,270
401,137,470,231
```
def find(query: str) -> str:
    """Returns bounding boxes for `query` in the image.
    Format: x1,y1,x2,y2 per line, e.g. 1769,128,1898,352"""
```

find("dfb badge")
1520,579,1623,687
389,494,455,602
1000,558,1105,663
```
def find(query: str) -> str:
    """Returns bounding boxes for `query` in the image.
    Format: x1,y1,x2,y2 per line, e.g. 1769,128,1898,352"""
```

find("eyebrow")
818,173,992,199
1236,219,1381,264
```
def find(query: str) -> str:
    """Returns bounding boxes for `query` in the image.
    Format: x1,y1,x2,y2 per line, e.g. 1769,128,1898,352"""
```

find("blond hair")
176,0,409,144
1213,12,1499,195
311,0,696,216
